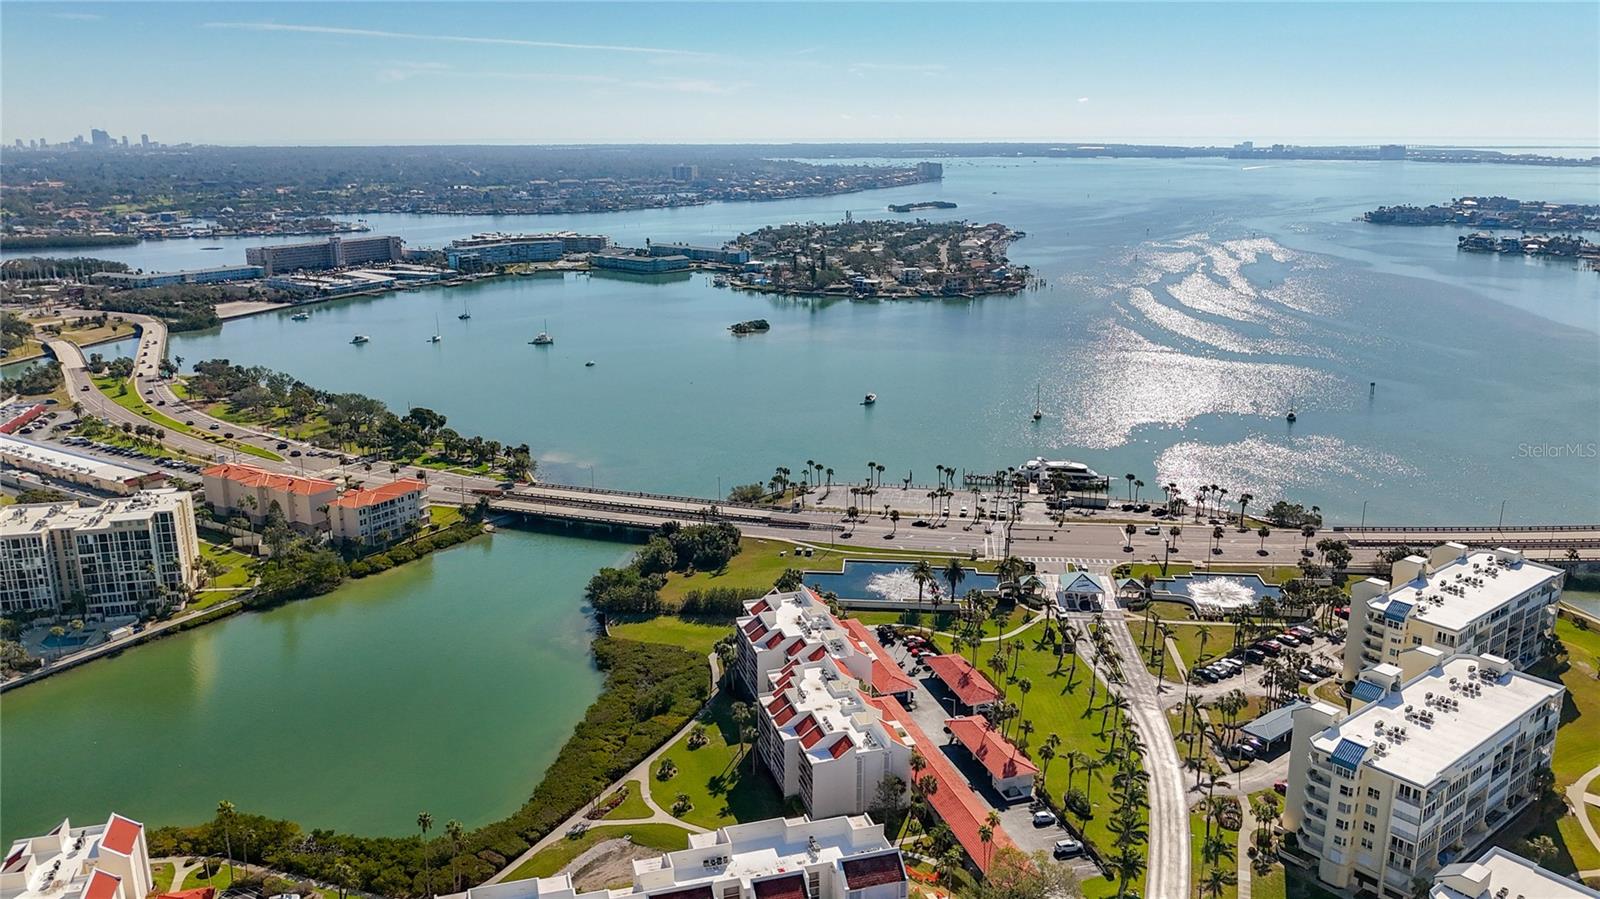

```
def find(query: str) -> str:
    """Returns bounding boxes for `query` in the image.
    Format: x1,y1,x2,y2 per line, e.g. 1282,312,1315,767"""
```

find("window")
1365,804,1378,816
1340,785,1353,797
1367,787,1381,800
1362,821,1376,833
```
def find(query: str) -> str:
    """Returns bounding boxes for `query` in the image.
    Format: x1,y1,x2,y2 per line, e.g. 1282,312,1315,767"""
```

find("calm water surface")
0,530,622,843
91,157,1598,525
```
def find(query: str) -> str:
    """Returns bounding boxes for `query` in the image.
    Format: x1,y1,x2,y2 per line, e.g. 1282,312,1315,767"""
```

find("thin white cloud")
1078,97,1090,103
205,22,711,57
849,62,946,74
378,65,623,85
51,11,103,21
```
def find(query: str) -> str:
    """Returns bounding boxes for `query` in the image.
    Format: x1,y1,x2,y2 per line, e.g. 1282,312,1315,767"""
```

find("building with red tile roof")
2,812,152,899
329,478,429,545
923,654,1001,711
201,462,338,532
866,695,1018,874
945,715,1038,799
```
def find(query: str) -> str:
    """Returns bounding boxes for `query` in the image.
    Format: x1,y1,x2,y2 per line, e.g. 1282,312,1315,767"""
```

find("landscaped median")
500,823,692,883
647,692,789,830
92,374,283,461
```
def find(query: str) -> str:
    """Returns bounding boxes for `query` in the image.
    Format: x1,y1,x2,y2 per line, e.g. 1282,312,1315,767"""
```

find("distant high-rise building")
671,163,699,181
915,161,943,180
245,235,405,275
120,135,129,147
37,138,46,148
14,139,22,150
140,133,149,147
90,128,111,148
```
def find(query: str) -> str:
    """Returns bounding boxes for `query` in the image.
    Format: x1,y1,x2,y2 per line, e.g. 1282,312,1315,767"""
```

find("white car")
1032,810,1057,827
1053,838,1084,858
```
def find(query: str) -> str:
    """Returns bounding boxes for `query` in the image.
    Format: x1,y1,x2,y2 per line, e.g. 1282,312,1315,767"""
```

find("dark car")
1244,648,1265,664
208,423,220,431
277,442,289,450
290,450,302,457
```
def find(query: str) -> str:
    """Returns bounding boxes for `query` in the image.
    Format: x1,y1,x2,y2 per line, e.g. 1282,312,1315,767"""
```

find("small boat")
291,311,310,322
585,360,596,367
862,393,877,406
1032,383,1043,421
1286,406,1297,423
428,315,442,343
530,319,554,345
458,301,472,320
712,275,729,288
350,335,370,345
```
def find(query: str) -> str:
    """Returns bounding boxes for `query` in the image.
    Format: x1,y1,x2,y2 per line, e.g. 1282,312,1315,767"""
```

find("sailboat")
428,315,442,343
458,300,472,320
1032,384,1043,421
530,319,554,345
1286,405,1297,423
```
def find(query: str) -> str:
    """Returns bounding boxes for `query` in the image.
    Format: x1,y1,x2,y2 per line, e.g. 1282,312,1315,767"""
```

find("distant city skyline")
2,2,1597,146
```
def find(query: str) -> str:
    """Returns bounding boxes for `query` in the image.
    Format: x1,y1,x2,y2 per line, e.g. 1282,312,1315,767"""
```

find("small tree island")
729,218,1029,299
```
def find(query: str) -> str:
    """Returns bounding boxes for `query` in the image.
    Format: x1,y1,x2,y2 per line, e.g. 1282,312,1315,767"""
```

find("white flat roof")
764,663,895,759
0,434,151,483
643,815,893,886
1431,846,1600,899
1369,550,1561,632
0,489,189,537
1312,655,1563,786
740,590,851,658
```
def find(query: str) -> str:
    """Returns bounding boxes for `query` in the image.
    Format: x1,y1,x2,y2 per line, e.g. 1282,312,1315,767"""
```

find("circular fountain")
1186,575,1261,615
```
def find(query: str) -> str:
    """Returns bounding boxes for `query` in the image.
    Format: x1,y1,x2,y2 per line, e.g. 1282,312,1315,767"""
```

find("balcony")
1309,769,1332,788
1307,784,1330,805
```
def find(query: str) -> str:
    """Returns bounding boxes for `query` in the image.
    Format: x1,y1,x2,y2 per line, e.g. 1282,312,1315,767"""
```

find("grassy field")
429,505,464,528
181,863,235,891
195,397,335,442
200,539,257,589
93,375,282,461
1005,623,1145,898
500,823,691,882
609,617,730,658
1254,865,1286,899
600,784,654,820
647,692,787,830
151,863,174,894
1189,809,1240,899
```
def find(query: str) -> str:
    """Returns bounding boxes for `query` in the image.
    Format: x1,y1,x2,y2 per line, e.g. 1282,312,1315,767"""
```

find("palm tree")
1016,676,1033,722
445,819,464,892
1124,473,1135,500
216,801,237,883
909,560,934,618
1212,525,1225,555
417,811,434,895
1257,525,1272,555
888,509,899,536
1237,492,1253,528
1302,524,1317,552
1133,478,1144,503
943,558,966,608
1199,867,1237,899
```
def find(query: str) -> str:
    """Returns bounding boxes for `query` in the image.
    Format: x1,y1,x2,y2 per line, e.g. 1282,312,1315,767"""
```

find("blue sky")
3,2,1596,146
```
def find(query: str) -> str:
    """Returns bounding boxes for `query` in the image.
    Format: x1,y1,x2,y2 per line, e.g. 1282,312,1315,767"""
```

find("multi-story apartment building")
1,812,152,899
1341,545,1563,682
1,435,167,496
245,235,404,275
201,463,339,533
757,658,915,818
1285,648,1564,899
446,237,564,270
329,478,429,545
733,589,916,703
648,243,751,265
1429,846,1600,899
89,265,264,288
0,490,200,616
591,252,690,274
437,815,906,899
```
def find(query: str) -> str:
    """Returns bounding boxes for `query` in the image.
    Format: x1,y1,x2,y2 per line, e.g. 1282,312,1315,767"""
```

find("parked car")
1032,810,1057,828
1244,648,1265,664
1144,526,1161,535
1273,780,1287,794
1276,632,1303,646
1053,838,1084,859
1254,641,1282,657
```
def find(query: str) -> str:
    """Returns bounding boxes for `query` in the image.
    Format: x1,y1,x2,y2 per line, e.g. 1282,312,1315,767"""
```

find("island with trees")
731,218,1029,298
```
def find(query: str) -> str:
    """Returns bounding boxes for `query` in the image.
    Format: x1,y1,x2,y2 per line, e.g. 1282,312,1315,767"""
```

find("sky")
2,2,1597,147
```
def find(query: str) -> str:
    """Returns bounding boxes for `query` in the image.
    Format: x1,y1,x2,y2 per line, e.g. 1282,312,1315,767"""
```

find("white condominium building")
201,463,339,533
0,490,199,616
437,815,907,899
1429,846,1600,899
329,478,429,545
735,589,854,698
1,812,152,899
757,658,914,818
1342,544,1563,682
1285,649,1564,899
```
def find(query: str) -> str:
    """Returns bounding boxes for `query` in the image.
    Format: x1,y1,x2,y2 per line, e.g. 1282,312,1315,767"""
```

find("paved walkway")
1073,600,1190,899
486,657,721,885
1568,763,1600,879
1236,800,1257,899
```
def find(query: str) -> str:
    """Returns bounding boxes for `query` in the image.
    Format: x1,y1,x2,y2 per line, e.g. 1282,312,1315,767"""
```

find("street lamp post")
1360,500,1368,530
1498,499,1507,530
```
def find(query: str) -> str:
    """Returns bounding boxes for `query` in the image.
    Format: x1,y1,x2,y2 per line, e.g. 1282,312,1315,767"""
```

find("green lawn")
1149,599,1198,621
151,863,175,894
601,784,655,820
200,540,257,589
609,617,730,657
181,862,234,891
430,505,464,528
501,823,691,882
93,375,282,461
1486,617,1600,880
1007,623,1146,898
1189,809,1240,899
1254,866,1287,899
648,692,787,829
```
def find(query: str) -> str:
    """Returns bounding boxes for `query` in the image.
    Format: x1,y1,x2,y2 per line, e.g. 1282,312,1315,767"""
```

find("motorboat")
862,393,877,406
291,311,310,321
531,319,554,345
350,335,370,345
1032,383,1043,421
585,360,596,367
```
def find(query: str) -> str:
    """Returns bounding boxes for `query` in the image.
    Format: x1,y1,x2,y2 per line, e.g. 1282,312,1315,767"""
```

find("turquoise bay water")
99,157,1598,526
0,530,625,843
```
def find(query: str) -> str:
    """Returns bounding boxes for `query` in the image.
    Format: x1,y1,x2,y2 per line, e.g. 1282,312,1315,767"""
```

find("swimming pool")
40,631,94,649
802,559,998,603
